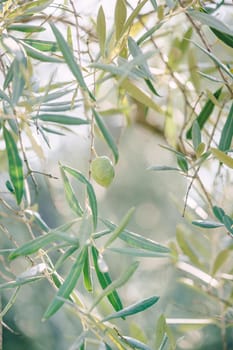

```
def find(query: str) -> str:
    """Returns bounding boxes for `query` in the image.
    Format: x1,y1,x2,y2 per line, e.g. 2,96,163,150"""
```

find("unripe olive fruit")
91,156,115,187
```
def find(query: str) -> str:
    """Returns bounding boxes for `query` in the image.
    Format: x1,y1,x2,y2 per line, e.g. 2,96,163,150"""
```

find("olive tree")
0,0,233,349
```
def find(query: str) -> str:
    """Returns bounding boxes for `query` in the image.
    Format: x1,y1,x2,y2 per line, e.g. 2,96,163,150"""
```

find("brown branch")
185,12,233,98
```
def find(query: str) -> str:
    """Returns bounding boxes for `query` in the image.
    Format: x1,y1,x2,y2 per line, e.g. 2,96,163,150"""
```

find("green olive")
91,156,115,187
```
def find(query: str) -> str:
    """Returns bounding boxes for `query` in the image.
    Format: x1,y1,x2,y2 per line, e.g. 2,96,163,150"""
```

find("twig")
207,102,226,150
185,11,233,98
27,170,59,180
69,0,82,65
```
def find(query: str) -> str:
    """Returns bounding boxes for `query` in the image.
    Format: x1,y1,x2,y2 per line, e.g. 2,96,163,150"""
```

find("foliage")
0,0,233,349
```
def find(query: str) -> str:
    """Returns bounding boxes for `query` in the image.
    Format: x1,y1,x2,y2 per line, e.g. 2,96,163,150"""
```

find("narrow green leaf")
23,39,59,52
92,229,112,239
83,247,93,292
43,247,87,320
40,102,79,112
91,54,154,80
8,112,20,133
192,220,223,229
50,23,95,100
12,56,27,106
92,246,123,312
41,98,78,106
55,246,79,271
168,37,182,70
210,28,233,48
8,0,53,16
41,126,65,137
9,232,79,260
169,29,192,67
137,23,162,46
123,51,155,73
155,314,167,350
5,179,14,193
158,336,168,350
145,79,160,97
109,247,169,258
28,88,74,106
92,109,119,163
188,10,233,36
21,41,62,63
218,103,233,151
222,215,233,235
25,210,50,232
212,206,225,223
53,219,81,233
3,127,24,205
211,147,233,168
35,124,50,149
120,79,163,113
90,261,139,311
42,99,79,108
176,229,201,267
176,155,188,172
103,220,170,254
115,0,127,41
104,207,135,249
62,166,88,185
62,165,98,229
117,56,152,79
196,142,206,157
159,144,185,157
104,343,113,350
188,48,200,91
193,41,233,80
34,114,89,125
192,120,202,151
8,24,45,33
150,0,157,10
1,37,26,103
212,249,230,275
121,336,151,350
60,166,83,217
186,87,222,139
128,37,152,79
97,6,106,56
3,59,14,90
67,26,73,50
129,323,147,345
202,1,225,14
80,343,85,350
198,71,224,84
122,0,148,35
102,295,159,322
180,27,193,53
148,166,180,172
0,276,42,290
163,322,176,349
86,183,98,230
